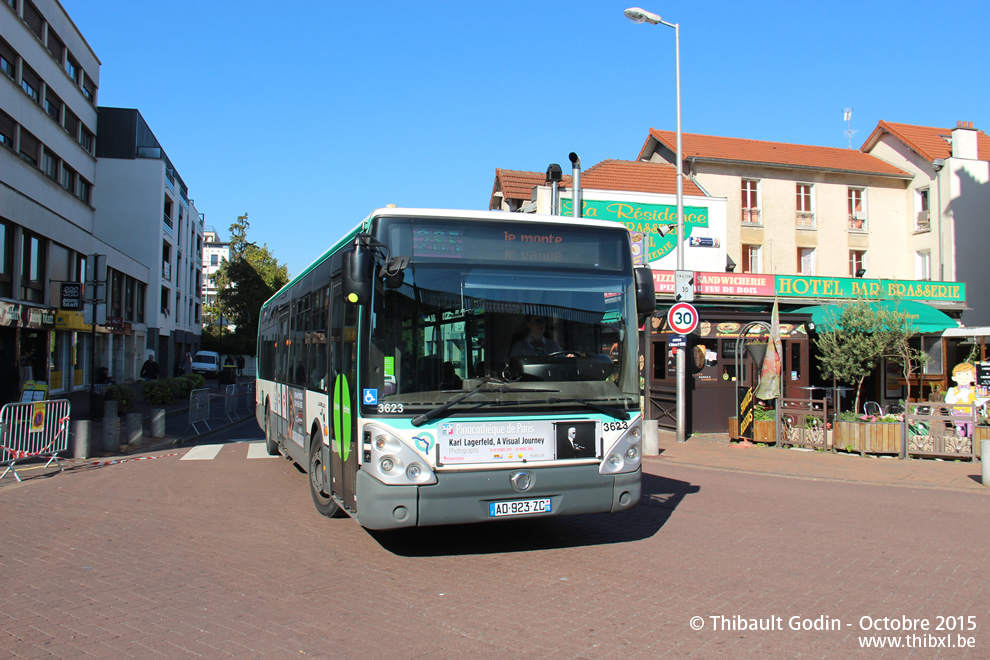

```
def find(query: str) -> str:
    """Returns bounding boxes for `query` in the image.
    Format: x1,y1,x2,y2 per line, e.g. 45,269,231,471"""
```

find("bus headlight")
362,424,438,486
600,419,643,475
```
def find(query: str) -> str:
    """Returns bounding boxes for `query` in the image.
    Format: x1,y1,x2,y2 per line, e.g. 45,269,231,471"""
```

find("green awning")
793,300,957,334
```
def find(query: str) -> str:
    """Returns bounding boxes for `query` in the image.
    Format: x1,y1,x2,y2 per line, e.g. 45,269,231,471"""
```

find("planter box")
834,421,901,455
728,417,776,444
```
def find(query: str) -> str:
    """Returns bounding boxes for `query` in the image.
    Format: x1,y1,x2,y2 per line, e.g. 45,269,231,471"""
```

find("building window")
22,1,44,41
64,54,78,83
741,179,760,224
45,28,64,64
60,164,75,192
76,177,91,204
0,219,12,298
0,37,16,81
63,108,79,140
796,183,815,227
42,146,57,180
742,244,761,273
20,64,40,103
18,129,39,166
798,247,816,275
915,188,930,231
136,282,146,323
848,187,866,230
79,127,94,153
81,73,96,104
849,250,866,277
21,231,45,303
0,110,13,149
210,254,218,267
44,88,61,122
916,250,931,281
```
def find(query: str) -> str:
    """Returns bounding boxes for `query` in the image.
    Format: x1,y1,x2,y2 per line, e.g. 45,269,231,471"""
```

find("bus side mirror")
635,267,656,320
342,244,373,304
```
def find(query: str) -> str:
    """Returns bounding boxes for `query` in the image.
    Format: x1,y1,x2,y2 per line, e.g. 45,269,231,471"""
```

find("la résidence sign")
560,199,709,262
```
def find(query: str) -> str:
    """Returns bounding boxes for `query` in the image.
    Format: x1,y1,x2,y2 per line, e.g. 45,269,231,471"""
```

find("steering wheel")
549,351,584,358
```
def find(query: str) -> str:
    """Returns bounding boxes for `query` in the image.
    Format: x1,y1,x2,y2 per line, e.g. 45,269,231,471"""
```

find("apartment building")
0,0,151,402
861,121,990,326
93,107,204,377
201,225,229,308
637,129,922,282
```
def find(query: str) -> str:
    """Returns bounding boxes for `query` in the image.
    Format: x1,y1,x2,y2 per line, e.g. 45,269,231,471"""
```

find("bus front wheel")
309,434,344,518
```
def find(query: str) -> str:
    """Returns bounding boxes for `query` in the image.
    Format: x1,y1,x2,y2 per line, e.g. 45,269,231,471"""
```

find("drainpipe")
569,152,581,218
932,159,944,280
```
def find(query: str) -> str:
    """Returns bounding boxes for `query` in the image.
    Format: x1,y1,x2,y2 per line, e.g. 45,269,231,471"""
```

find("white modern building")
93,107,204,377
1,0,150,401
201,225,229,308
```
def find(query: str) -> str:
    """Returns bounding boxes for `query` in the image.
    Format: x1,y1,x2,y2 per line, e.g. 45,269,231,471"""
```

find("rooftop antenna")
843,107,857,149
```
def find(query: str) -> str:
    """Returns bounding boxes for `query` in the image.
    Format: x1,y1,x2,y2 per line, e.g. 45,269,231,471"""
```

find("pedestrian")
140,354,160,380
184,352,193,376
237,355,245,377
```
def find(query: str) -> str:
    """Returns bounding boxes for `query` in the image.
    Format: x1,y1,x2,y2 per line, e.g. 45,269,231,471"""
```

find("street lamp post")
625,6,688,443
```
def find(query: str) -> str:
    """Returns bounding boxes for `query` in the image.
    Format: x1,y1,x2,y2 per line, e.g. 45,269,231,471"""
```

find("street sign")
674,270,695,302
59,282,83,311
669,335,687,348
668,302,699,335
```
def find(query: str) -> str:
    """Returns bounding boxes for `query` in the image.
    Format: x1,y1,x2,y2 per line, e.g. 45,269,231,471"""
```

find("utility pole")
87,254,106,415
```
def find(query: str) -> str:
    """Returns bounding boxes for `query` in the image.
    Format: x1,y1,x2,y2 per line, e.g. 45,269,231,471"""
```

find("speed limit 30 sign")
668,302,699,335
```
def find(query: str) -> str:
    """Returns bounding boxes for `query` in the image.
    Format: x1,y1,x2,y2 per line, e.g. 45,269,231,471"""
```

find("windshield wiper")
546,398,631,421
410,380,556,427
473,397,632,421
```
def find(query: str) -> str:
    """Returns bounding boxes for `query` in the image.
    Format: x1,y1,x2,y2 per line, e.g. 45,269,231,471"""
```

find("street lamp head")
624,7,662,24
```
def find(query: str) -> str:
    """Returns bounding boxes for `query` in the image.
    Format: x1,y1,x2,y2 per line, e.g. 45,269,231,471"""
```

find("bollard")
103,399,118,421
642,419,659,456
72,419,91,459
150,409,166,438
126,413,142,446
102,416,120,453
983,440,989,487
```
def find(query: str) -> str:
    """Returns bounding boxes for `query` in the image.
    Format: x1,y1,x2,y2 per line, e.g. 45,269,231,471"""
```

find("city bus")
255,207,655,529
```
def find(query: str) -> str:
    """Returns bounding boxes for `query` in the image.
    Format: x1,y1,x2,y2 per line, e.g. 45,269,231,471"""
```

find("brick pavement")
1,427,989,658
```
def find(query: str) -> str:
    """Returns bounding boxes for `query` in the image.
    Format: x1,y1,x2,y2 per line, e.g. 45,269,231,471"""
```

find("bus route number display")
668,302,699,335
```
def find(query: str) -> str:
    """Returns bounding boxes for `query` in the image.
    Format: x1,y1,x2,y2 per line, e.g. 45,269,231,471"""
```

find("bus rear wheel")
265,404,279,456
309,435,344,518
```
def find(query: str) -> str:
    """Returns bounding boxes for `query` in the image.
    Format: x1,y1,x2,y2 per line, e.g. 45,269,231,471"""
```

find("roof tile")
861,120,990,162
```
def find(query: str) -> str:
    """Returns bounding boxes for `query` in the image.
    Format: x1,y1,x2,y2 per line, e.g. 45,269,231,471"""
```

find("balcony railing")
796,211,816,228
163,213,173,235
741,208,761,225
848,214,867,231
162,261,171,281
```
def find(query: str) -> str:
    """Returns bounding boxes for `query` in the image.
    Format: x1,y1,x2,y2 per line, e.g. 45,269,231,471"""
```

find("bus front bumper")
355,464,641,530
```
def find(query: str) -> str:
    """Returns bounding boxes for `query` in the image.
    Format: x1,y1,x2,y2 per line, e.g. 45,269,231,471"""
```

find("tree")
813,298,889,415
208,213,289,356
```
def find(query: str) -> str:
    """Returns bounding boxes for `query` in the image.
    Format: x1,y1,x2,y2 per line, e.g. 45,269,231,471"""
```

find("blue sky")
63,0,990,278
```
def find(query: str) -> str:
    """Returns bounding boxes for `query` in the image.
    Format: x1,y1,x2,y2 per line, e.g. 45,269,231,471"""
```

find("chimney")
952,120,978,159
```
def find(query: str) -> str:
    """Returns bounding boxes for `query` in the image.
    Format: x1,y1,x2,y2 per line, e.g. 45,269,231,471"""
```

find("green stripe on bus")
333,374,352,461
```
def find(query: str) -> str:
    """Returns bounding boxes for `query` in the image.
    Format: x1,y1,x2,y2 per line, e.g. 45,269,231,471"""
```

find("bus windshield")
363,217,639,416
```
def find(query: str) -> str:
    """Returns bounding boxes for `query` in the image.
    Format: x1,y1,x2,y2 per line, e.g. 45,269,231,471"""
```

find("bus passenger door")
275,304,290,446
329,281,359,513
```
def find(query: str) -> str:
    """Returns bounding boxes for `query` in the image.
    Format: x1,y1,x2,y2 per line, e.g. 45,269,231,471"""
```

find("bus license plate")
489,498,551,517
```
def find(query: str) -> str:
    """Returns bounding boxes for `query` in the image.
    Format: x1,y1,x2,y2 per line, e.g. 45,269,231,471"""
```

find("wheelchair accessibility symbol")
363,389,378,405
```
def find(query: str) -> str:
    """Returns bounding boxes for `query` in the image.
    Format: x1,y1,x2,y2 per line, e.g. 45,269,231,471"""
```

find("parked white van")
191,351,221,377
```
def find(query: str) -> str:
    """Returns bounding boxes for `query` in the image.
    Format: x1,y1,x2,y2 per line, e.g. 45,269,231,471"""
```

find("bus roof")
261,207,633,311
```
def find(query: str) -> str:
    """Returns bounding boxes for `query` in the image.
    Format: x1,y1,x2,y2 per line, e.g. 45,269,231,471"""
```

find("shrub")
753,403,776,421
104,383,136,410
143,379,175,405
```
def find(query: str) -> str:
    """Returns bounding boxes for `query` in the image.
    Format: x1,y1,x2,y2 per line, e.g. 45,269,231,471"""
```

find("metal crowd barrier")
0,399,71,482
188,388,212,435
225,384,239,422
